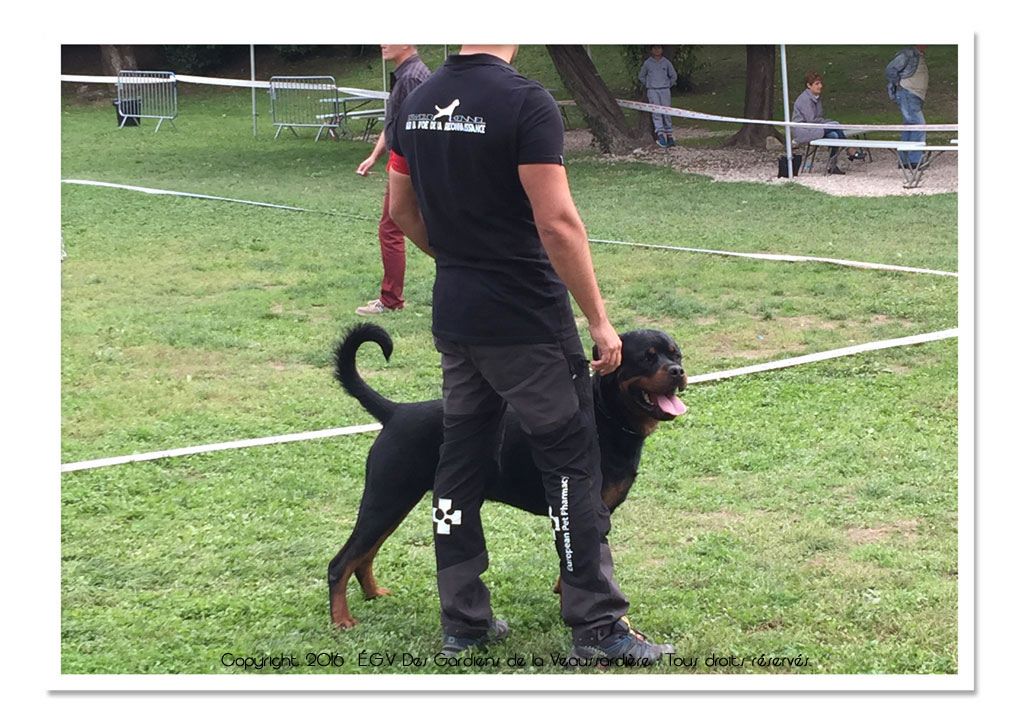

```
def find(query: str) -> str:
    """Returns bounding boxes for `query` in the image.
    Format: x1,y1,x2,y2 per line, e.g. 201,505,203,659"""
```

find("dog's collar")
594,379,644,438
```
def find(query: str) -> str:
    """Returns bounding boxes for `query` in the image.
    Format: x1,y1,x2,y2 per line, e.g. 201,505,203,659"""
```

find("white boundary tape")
687,328,957,384
616,99,959,133
60,329,957,474
61,74,387,97
589,238,957,278
61,179,377,222
61,74,954,133
62,179,957,278
60,424,383,473
62,179,315,212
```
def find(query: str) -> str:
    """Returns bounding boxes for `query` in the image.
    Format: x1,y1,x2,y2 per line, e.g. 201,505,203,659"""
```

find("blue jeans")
823,128,847,160
896,88,926,165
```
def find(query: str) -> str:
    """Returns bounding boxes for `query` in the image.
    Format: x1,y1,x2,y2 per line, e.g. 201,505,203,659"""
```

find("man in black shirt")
389,45,673,664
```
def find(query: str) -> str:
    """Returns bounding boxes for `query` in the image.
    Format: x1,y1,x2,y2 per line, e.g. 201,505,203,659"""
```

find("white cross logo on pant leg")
548,506,561,540
433,498,462,535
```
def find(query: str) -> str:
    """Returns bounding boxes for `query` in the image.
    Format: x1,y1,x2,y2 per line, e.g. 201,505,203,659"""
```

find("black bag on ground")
777,155,802,178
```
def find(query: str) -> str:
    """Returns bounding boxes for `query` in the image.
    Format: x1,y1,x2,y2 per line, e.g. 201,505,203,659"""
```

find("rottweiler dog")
327,323,687,629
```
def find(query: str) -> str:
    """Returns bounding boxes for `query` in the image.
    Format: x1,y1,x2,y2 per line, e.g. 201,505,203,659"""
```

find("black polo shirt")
391,53,575,345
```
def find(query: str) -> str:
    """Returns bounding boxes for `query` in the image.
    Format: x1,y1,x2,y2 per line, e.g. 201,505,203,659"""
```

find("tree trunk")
546,45,643,155
99,45,138,75
723,45,782,149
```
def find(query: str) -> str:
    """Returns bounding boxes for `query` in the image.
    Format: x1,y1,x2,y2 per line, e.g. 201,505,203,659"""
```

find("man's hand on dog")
589,319,622,375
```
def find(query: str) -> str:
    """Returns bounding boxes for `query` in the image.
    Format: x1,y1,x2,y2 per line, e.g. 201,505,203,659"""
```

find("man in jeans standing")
885,45,929,169
354,45,430,316
387,45,674,665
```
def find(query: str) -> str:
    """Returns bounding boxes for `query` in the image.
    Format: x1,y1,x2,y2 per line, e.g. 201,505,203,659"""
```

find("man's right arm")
388,154,434,258
885,50,908,88
519,163,621,375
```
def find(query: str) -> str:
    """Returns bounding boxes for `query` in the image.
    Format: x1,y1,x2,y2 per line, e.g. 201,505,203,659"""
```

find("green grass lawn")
60,48,958,676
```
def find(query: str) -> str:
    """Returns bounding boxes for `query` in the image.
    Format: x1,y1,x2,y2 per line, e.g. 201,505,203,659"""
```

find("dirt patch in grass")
870,314,914,328
127,345,235,380
778,315,840,331
751,618,785,632
806,554,886,579
707,329,807,360
846,519,920,544
687,509,746,529
701,313,923,363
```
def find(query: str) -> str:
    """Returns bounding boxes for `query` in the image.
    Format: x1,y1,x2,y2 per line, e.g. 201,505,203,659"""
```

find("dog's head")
595,329,687,436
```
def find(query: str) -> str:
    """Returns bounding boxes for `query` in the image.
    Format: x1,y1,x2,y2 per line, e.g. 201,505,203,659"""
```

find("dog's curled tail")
333,323,398,424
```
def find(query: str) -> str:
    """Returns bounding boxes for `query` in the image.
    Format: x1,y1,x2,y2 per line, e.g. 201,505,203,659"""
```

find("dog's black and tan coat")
327,323,686,630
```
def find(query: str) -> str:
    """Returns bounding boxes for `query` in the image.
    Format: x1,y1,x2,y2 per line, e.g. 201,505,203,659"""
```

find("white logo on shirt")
406,98,486,135
433,98,460,122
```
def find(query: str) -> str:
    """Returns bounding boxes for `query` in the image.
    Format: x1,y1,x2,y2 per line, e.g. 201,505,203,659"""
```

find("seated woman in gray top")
791,71,864,175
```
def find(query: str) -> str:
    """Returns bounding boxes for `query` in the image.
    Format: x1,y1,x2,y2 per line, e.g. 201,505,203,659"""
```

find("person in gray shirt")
791,70,863,175
638,46,678,148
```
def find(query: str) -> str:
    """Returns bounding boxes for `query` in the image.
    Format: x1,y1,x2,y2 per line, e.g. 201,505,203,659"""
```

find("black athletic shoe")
827,165,846,175
568,618,675,667
438,619,510,659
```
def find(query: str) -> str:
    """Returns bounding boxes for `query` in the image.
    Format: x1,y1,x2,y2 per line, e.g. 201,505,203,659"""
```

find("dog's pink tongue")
654,394,687,416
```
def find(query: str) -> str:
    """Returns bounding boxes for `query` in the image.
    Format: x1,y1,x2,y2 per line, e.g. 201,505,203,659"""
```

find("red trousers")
377,182,406,310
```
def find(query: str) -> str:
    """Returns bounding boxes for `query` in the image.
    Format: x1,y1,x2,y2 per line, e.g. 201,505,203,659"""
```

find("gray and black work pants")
431,333,629,645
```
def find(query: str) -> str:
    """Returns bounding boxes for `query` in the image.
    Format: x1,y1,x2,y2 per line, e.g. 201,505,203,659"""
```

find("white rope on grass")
687,328,958,384
60,423,383,473
60,179,378,222
60,329,957,474
589,238,958,278
62,179,315,212
61,180,957,278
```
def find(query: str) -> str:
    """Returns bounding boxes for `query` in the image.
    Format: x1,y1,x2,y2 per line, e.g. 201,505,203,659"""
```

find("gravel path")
565,129,958,198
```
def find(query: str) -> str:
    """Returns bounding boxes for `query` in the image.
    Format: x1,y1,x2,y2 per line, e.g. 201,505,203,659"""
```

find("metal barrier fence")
116,71,178,132
269,76,339,142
